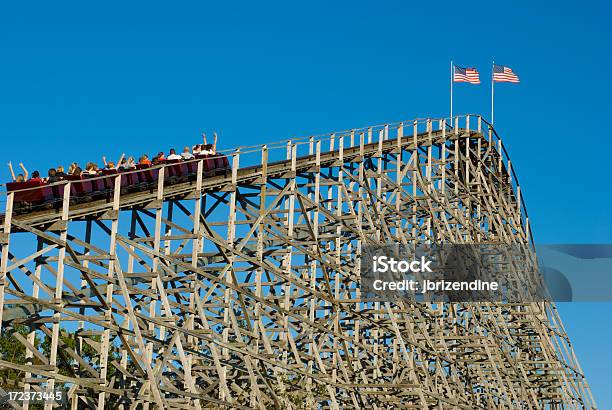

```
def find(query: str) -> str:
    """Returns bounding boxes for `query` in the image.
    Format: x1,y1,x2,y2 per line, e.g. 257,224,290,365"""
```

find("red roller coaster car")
5,154,230,213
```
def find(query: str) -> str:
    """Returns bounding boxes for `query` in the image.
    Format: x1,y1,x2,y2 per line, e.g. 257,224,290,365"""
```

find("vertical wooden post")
327,134,335,213
517,185,522,220
45,181,71,410
427,119,433,185
332,134,344,387
23,236,43,410
281,143,296,372
118,214,134,410
0,191,14,333
498,139,503,173
355,132,365,349
464,129,471,242
146,165,165,392
186,158,204,407
254,144,267,406
190,157,204,280
441,120,447,195
306,140,321,407
454,130,459,197
396,123,404,231
221,148,239,401
97,175,121,409
412,121,418,239
465,130,470,189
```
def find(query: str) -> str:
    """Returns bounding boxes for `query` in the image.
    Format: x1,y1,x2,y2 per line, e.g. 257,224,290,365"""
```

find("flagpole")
450,60,453,120
491,60,495,126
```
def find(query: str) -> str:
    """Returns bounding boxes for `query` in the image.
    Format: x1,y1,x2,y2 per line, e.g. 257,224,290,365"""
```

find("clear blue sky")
1,1,610,406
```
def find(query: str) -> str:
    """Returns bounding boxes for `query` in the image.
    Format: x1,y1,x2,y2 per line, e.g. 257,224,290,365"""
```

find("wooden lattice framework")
0,115,596,409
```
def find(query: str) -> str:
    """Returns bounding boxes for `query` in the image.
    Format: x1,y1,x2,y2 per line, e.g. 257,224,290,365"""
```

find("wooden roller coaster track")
0,115,596,409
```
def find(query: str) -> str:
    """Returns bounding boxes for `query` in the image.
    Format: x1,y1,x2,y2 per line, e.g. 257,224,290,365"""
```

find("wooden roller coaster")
0,115,596,409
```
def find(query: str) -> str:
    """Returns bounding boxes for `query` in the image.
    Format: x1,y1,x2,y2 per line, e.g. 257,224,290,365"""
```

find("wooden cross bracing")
0,116,596,409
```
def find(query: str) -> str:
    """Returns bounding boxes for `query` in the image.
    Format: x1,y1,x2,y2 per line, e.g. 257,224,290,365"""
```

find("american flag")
454,66,480,84
493,64,520,83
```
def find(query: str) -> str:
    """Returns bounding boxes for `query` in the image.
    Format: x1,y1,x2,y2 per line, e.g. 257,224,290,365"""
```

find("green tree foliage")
0,324,123,406
0,325,31,389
